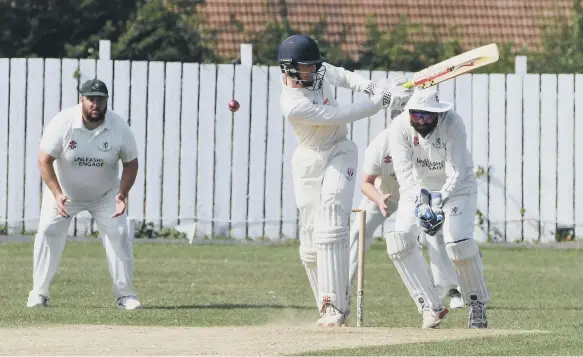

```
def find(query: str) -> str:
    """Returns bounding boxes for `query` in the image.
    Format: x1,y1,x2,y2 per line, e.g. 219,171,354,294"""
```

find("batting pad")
446,239,490,305
386,231,443,313
314,204,350,314
299,222,320,311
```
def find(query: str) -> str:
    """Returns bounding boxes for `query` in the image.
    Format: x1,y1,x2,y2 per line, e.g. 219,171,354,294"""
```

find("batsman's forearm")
119,160,138,198
38,162,63,197
361,182,382,204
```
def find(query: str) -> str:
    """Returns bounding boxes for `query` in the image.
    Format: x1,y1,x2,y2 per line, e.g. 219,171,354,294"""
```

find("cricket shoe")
26,293,48,308
317,297,346,327
117,295,143,310
447,288,465,309
468,295,488,328
422,304,449,329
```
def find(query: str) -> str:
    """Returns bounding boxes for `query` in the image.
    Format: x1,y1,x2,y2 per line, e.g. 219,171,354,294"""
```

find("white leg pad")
386,231,443,313
299,209,320,311
313,204,350,315
426,232,460,298
446,239,490,304
299,226,319,310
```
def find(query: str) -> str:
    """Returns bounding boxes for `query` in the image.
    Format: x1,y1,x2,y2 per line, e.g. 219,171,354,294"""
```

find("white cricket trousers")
30,188,136,299
348,196,459,299
392,191,490,305
293,139,358,314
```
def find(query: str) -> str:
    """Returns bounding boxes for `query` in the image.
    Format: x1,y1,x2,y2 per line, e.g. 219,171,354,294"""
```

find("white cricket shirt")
280,62,385,146
39,104,138,202
389,110,477,202
361,128,400,200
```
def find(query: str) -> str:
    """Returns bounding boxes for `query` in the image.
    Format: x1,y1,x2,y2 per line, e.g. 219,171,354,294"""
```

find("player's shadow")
143,303,312,310
488,305,583,311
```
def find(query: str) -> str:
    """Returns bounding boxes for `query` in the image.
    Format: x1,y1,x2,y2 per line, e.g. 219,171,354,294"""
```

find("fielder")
27,79,142,310
387,87,489,329
277,34,413,327
347,123,464,318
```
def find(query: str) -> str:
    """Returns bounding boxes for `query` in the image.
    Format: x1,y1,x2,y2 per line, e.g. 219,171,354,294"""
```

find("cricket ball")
228,99,240,112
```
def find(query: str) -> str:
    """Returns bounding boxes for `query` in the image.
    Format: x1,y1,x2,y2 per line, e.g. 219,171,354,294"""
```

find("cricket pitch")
0,324,540,355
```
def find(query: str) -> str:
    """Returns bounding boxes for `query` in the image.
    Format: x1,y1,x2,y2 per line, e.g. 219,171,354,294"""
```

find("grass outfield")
0,239,582,355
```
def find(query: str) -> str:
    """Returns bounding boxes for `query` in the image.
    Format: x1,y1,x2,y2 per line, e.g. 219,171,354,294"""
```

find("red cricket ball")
228,99,240,112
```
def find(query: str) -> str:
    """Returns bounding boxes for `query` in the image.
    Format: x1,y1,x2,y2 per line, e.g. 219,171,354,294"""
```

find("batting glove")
387,75,413,114
364,76,413,112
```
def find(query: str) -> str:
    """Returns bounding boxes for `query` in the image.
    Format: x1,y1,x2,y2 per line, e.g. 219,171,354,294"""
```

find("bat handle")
402,81,414,89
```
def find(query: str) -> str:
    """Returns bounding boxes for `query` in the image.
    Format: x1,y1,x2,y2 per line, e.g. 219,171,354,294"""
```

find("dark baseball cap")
80,79,109,98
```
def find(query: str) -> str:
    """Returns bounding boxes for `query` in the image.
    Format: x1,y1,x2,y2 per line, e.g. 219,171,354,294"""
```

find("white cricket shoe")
26,293,48,308
317,298,345,327
117,295,143,310
422,305,449,329
447,288,465,309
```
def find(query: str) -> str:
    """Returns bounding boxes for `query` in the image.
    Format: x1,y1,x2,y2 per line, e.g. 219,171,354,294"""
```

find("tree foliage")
0,0,138,58
238,0,356,68
528,0,583,73
0,0,217,62
113,0,217,62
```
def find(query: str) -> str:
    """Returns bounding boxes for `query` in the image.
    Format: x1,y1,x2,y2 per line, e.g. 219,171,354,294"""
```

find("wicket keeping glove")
414,189,445,236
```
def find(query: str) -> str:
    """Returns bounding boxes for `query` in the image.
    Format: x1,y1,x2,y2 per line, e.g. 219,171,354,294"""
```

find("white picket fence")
0,57,581,242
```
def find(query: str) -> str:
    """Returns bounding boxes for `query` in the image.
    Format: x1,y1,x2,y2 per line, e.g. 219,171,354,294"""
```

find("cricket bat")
403,43,499,89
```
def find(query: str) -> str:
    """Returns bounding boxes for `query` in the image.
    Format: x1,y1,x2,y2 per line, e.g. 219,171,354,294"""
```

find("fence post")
240,44,252,66
99,40,111,60
515,55,527,76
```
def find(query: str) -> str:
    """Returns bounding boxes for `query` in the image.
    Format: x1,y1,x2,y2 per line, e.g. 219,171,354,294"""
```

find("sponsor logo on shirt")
432,137,444,148
416,158,444,171
68,140,77,150
384,155,392,164
74,157,105,167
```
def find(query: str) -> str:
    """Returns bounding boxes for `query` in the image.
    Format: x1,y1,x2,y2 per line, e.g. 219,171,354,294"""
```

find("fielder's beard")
83,108,107,123
411,120,438,137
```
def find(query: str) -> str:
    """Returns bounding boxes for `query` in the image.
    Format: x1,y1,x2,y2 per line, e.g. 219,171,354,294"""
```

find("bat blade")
404,43,499,89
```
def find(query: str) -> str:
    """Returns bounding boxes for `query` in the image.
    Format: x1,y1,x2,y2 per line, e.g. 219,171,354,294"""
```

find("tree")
0,0,138,58
357,15,467,72
235,0,355,67
64,0,140,58
529,0,583,73
113,0,218,62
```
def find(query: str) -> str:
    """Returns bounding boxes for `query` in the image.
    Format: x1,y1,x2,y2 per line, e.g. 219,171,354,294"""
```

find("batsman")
387,87,490,329
277,34,412,327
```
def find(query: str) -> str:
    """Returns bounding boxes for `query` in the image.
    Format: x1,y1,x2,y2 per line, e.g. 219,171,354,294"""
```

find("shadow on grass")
142,303,313,310
488,305,583,311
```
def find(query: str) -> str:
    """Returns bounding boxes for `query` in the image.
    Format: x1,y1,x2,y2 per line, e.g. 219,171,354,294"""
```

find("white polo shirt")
39,104,138,202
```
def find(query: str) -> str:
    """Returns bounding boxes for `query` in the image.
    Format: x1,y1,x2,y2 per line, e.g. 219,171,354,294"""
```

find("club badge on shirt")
97,141,112,152
346,167,354,181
